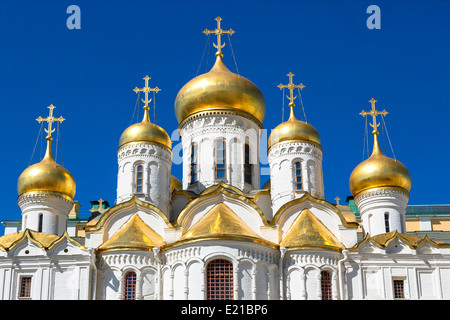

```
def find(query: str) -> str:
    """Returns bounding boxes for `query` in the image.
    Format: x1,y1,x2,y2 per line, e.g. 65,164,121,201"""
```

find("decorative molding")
268,140,322,162
118,143,172,163
354,186,409,206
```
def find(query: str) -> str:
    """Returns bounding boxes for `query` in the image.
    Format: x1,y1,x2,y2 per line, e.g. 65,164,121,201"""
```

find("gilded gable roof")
172,203,277,248
97,214,165,253
280,209,344,251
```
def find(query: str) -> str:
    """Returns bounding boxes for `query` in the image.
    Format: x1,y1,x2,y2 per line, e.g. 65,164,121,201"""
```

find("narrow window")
207,259,233,300
38,214,43,232
393,279,405,299
244,143,252,184
215,139,226,179
190,143,198,184
123,271,137,300
385,212,390,233
321,270,332,300
135,165,144,193
295,162,302,190
19,276,32,298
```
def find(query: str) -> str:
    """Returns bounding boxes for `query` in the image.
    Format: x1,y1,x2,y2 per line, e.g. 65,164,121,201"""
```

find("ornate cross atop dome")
36,104,65,141
277,72,305,108
133,75,161,115
203,16,235,57
359,98,388,135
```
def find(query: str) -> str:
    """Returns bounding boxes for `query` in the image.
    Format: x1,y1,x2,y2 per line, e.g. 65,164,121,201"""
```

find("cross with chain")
360,98,388,134
133,75,161,112
277,72,305,107
203,16,235,57
36,104,65,141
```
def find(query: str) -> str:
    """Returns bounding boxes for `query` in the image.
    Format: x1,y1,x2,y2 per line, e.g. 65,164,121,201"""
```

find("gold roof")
0,229,85,251
174,54,266,126
349,131,411,197
268,105,321,150
177,203,275,247
17,138,76,200
280,209,344,251
119,108,172,150
348,230,450,250
170,175,182,193
97,214,165,253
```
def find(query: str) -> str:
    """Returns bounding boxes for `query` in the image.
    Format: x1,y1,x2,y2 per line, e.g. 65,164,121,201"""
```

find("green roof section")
345,196,450,217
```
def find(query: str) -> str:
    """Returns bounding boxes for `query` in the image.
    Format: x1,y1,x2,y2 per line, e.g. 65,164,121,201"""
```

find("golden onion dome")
349,132,411,197
170,175,182,193
174,54,266,126
268,104,321,150
17,138,76,200
119,108,171,150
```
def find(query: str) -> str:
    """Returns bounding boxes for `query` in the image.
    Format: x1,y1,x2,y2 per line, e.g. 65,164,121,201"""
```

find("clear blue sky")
0,1,449,228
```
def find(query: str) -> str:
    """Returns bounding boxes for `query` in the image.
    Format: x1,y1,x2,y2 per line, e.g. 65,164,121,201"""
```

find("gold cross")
36,104,65,141
360,98,388,134
277,72,305,106
203,16,235,57
334,196,340,205
90,198,106,213
133,75,161,111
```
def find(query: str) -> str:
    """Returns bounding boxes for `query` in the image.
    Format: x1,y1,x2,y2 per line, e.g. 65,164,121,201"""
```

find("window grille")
393,279,405,299
295,162,302,190
215,140,226,179
190,143,198,184
19,276,32,298
206,259,233,300
385,212,390,233
124,271,137,300
244,143,252,184
321,270,332,300
135,165,144,193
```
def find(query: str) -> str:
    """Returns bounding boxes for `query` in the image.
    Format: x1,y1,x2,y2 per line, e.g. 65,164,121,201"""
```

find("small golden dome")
268,104,321,150
174,54,266,126
349,132,411,196
119,108,171,150
17,138,76,200
170,175,182,193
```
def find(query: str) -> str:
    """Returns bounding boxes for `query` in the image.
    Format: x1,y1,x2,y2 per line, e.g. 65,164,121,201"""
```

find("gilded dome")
17,138,76,200
174,54,266,126
349,133,411,197
119,109,171,150
170,175,182,193
268,104,321,150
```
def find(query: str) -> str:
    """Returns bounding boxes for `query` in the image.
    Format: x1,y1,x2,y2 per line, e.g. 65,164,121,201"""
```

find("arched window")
135,165,144,193
38,214,43,232
215,139,226,179
385,212,390,233
294,161,302,190
206,259,233,300
123,271,137,300
321,270,332,300
244,143,252,184
190,143,198,184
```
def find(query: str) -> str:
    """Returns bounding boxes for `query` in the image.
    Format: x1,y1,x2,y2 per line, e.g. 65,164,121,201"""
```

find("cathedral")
0,17,449,301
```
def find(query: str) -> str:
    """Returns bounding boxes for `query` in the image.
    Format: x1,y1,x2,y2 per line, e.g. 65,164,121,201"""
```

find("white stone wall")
283,250,342,300
18,192,74,236
345,246,450,300
0,239,92,300
268,140,324,213
95,242,280,300
96,251,159,300
355,187,409,236
116,142,172,215
179,113,261,194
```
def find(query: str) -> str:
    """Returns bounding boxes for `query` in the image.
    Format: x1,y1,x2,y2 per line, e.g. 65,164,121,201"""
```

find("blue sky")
0,0,449,228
